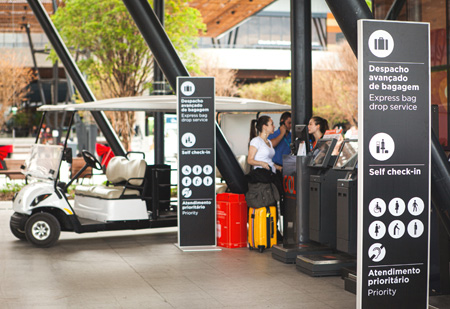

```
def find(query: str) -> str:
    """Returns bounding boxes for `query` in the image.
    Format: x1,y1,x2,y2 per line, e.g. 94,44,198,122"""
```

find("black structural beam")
153,0,165,165
27,0,126,157
24,24,47,106
122,0,188,87
291,0,313,137
385,0,407,21
325,0,372,56
122,0,248,193
431,132,450,236
325,0,450,236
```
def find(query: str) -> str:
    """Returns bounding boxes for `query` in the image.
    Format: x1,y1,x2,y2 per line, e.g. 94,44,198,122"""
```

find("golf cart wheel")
25,213,61,248
10,221,26,240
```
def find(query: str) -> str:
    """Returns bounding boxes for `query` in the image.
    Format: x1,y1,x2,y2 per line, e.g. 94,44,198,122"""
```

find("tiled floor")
0,202,356,309
0,201,448,308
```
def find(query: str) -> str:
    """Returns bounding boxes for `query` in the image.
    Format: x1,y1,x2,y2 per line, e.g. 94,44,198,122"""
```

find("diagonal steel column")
122,0,188,87
123,0,248,193
325,0,372,56
27,0,126,156
24,24,47,106
385,0,407,21
325,0,450,236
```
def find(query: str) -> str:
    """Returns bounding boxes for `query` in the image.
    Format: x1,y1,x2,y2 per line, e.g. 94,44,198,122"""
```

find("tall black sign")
177,77,216,247
357,20,430,308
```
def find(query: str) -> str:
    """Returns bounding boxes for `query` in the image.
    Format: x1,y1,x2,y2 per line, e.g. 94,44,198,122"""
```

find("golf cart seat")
75,156,147,199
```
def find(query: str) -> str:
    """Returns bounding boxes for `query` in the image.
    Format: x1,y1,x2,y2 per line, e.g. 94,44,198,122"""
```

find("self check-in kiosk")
272,155,333,263
272,126,332,264
307,138,345,247
296,139,357,277
334,140,358,255
335,140,358,289
335,140,358,287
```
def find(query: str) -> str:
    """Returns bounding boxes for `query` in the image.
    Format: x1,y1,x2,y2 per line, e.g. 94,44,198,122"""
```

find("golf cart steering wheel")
81,150,103,170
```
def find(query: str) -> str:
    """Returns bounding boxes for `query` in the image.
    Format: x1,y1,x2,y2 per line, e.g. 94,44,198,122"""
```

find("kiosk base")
344,273,357,294
296,253,356,277
341,266,357,294
272,243,332,264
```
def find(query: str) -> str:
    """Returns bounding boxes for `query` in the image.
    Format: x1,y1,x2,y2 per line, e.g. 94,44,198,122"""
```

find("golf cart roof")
37,95,291,113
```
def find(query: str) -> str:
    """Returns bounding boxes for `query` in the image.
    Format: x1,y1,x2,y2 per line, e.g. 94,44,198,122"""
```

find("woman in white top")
247,115,282,173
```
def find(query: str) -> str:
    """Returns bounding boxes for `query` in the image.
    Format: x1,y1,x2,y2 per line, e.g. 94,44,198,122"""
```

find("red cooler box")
216,193,248,248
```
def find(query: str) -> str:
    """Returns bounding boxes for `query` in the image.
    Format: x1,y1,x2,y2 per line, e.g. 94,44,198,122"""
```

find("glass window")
270,16,282,42
246,17,260,47
280,16,291,42
258,16,272,42
312,17,327,50
198,13,322,50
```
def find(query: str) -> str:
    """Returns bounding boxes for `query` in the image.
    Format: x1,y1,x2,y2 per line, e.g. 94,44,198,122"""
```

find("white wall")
263,0,330,14
220,113,284,157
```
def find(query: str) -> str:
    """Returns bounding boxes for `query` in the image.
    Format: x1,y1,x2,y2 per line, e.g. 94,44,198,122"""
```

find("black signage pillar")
177,77,216,248
357,20,430,308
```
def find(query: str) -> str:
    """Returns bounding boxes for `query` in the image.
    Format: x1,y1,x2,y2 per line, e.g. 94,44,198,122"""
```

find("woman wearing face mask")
308,116,329,150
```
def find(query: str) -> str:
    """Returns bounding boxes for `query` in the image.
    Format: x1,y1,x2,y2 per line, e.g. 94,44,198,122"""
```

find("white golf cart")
10,140,175,247
10,96,290,247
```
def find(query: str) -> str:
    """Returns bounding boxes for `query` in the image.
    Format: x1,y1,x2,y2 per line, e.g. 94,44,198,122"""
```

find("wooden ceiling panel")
0,0,275,37
190,0,276,37
0,0,55,33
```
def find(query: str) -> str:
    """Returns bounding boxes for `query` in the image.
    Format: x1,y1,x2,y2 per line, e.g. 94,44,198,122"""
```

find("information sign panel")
177,77,216,247
357,20,430,308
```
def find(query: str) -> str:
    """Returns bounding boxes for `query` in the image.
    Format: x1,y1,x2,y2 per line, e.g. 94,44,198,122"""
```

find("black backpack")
245,182,280,208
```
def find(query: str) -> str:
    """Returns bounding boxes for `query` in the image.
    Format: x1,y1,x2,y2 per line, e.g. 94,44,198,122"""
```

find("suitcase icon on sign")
374,37,388,50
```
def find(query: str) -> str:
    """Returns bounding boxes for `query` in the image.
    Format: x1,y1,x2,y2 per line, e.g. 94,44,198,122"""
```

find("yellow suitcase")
248,206,277,252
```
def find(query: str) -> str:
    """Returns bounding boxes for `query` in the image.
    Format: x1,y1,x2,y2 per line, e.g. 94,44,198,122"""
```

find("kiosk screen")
308,139,337,168
334,140,358,171
296,124,309,142
294,124,309,154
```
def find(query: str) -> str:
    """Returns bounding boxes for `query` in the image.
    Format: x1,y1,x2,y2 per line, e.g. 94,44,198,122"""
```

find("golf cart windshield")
22,144,64,180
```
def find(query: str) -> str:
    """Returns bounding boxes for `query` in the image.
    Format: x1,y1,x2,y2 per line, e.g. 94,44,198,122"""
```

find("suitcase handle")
251,208,255,248
265,206,275,248
270,217,274,238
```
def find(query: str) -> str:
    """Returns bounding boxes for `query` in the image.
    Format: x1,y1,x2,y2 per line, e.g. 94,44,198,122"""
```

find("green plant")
0,182,25,200
238,77,292,105
11,110,31,128
66,184,76,199
51,0,205,150
171,186,177,198
0,182,24,194
0,55,35,131
52,0,204,97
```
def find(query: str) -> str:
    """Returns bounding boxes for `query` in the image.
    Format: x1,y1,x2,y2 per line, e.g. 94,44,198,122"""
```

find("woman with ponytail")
246,115,284,241
247,115,282,173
